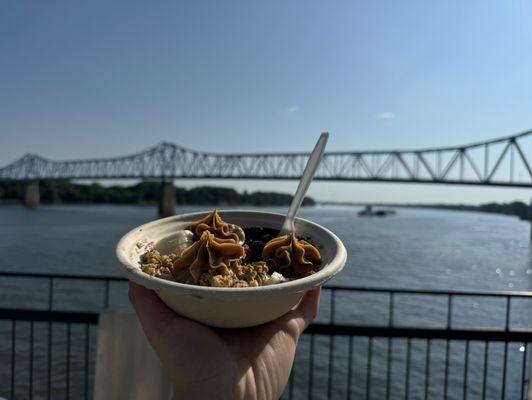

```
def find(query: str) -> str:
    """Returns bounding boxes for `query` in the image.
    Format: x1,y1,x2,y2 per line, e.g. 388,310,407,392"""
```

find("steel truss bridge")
2,130,532,187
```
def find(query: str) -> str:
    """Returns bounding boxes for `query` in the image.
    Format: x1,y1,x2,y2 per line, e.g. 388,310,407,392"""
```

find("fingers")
294,287,321,329
282,287,321,336
128,282,177,342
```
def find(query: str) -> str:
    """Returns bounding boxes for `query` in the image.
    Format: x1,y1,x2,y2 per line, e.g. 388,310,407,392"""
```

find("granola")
139,210,321,287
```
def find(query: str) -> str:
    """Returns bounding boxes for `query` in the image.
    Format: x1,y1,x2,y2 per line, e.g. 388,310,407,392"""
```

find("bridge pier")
158,181,175,218
24,181,40,208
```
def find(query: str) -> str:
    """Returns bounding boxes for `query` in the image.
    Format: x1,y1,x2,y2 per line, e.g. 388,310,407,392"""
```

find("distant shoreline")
0,181,315,207
318,200,532,220
1,198,529,221
1,180,530,220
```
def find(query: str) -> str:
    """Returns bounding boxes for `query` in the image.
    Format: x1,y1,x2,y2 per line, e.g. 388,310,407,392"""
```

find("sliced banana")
229,224,246,245
156,230,194,257
266,272,286,285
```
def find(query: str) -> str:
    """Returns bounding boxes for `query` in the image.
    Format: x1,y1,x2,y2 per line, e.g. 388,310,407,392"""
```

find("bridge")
2,129,532,216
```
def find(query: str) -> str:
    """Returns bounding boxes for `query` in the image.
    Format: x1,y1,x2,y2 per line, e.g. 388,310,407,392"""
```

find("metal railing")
1,272,531,399
2,309,97,400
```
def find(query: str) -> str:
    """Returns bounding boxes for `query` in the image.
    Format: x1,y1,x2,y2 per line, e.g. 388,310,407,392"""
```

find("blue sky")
1,1,532,203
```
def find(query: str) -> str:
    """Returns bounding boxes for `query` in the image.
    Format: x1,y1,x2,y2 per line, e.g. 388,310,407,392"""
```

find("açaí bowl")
116,210,347,328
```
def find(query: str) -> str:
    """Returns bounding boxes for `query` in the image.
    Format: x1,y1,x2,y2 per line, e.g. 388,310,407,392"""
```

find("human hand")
129,282,320,400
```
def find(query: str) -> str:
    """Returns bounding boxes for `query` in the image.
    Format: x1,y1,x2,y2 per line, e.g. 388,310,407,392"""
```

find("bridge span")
2,129,532,216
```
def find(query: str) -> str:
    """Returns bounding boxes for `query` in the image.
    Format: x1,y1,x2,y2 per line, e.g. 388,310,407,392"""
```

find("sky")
1,0,532,203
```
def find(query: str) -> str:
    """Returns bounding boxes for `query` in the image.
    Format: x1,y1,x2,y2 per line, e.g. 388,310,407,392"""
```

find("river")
1,204,531,399
1,204,531,290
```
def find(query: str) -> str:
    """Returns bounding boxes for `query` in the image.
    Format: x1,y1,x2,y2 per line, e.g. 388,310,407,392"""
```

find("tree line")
0,180,315,206
414,201,531,220
323,200,532,220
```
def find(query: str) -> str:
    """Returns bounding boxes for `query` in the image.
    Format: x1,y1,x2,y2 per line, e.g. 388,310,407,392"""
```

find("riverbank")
320,200,532,220
0,181,315,207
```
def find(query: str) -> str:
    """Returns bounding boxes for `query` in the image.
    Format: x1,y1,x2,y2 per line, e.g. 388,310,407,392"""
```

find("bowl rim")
116,210,347,298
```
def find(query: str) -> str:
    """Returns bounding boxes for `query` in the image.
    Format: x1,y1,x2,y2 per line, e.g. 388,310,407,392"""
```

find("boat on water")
358,205,397,217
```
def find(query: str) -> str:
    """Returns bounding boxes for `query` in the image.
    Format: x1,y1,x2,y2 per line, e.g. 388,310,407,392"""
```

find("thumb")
282,287,321,336
128,282,177,343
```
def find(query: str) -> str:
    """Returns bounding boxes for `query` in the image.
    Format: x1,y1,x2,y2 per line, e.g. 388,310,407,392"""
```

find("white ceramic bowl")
116,210,347,328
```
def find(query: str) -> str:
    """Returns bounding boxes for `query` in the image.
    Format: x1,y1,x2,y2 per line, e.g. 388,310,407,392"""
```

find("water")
1,204,532,399
1,204,531,291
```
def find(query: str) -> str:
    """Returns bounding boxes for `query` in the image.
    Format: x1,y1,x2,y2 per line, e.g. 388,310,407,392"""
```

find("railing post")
330,289,336,324
104,280,110,308
48,278,53,310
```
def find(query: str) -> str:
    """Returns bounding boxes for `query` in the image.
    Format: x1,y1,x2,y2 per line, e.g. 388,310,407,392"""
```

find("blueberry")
262,234,274,243
244,227,263,241
253,240,265,252
249,240,265,261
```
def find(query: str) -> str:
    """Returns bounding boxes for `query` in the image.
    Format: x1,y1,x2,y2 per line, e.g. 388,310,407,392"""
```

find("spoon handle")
280,132,329,235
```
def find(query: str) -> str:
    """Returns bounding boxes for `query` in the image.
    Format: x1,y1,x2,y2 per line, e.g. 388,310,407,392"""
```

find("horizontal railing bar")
3,307,532,341
325,285,532,298
0,271,125,281
0,308,99,324
305,324,532,341
2,271,532,298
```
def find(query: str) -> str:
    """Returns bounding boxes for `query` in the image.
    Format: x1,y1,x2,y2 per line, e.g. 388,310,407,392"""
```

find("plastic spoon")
279,132,329,236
